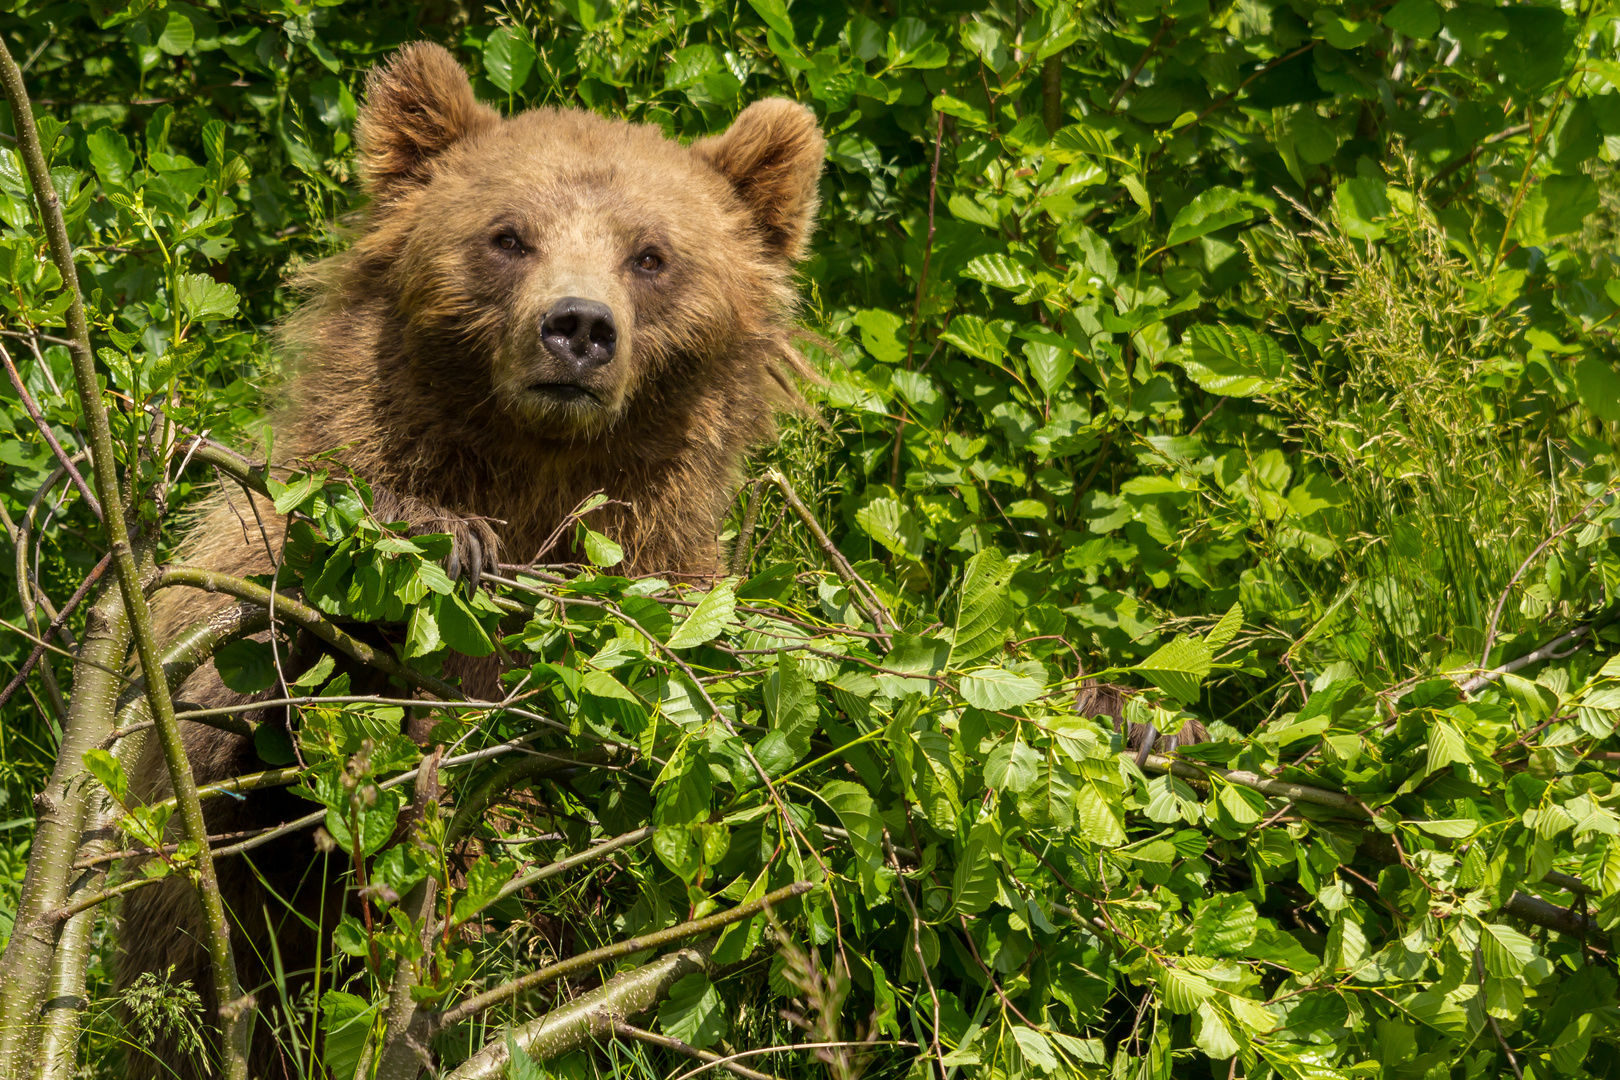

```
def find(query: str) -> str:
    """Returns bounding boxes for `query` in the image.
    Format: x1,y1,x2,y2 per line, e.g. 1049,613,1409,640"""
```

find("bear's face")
351,44,824,438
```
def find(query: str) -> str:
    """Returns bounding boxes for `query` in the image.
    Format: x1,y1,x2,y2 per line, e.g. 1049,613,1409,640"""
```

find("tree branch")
0,39,246,1076
434,881,814,1031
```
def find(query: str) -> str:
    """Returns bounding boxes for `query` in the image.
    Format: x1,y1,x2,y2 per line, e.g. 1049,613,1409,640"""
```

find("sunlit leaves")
950,548,1013,666
1164,187,1252,248
668,581,737,648
1181,325,1289,398
658,973,727,1049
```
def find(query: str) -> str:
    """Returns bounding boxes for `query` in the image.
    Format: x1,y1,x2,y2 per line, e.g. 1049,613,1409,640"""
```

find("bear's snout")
540,296,617,374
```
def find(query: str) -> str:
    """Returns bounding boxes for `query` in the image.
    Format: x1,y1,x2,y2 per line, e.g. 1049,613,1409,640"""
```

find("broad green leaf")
1384,0,1441,37
959,666,1045,710
658,973,727,1049
86,128,135,188
580,526,623,568
983,738,1040,792
320,991,377,1080
82,748,128,803
1192,1001,1240,1060
951,820,999,916
1192,894,1258,955
855,497,924,560
177,272,240,323
1206,602,1243,650
950,548,1013,666
1011,1027,1058,1070
668,581,736,648
1182,325,1288,397
1334,177,1391,240
822,780,888,900
1425,719,1469,775
1134,634,1212,704
1477,921,1535,977
1023,338,1075,397
965,253,1031,292
768,649,818,754
1516,174,1599,247
1164,187,1252,248
483,27,535,94
1074,781,1127,846
1160,966,1215,1013
940,314,1011,363
1574,357,1620,424
214,638,277,694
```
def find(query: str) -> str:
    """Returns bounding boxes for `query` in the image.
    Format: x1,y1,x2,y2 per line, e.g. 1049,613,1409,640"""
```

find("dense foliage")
3,0,1620,1077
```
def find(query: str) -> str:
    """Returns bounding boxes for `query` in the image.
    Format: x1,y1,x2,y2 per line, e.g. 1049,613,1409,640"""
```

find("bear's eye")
494,233,523,253
635,251,663,273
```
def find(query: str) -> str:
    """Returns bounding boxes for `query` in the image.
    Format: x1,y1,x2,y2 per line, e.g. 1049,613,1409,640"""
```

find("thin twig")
1106,19,1169,112
1479,489,1611,669
0,551,110,710
614,1023,783,1080
0,339,101,520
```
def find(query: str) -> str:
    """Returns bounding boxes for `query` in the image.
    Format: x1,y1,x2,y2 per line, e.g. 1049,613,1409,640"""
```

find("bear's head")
343,42,824,439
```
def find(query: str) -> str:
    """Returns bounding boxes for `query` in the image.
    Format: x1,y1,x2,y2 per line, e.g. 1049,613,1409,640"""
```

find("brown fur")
119,42,823,1079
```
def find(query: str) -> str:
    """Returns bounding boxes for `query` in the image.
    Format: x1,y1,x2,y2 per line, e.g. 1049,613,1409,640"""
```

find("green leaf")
214,638,277,694
1334,177,1391,240
1134,634,1212,704
86,128,135,188
668,580,736,648
1478,921,1535,978
950,548,1013,666
1384,0,1441,38
822,779,888,900
964,253,1031,292
940,314,1011,363
951,819,1000,916
1192,894,1258,955
658,973,728,1049
1425,719,1469,776
1574,357,1620,424
746,0,795,42
82,748,128,803
177,272,240,323
157,10,194,54
959,666,1045,710
1181,325,1288,397
1011,1027,1058,1070
1164,187,1252,248
580,526,623,567
1192,1001,1240,1060
452,856,518,925
1023,338,1075,397
1206,602,1243,650
1159,966,1215,1013
320,991,377,1080
768,649,818,753
983,738,1040,792
1516,174,1600,247
855,497,924,560
483,27,535,94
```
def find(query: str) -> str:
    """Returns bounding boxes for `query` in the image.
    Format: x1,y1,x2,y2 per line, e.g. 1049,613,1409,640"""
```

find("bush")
1,0,1619,1078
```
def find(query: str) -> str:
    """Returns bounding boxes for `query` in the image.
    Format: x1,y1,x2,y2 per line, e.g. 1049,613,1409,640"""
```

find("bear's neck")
281,307,774,576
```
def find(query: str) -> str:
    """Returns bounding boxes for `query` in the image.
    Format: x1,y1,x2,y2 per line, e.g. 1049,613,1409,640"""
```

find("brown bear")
119,41,824,1079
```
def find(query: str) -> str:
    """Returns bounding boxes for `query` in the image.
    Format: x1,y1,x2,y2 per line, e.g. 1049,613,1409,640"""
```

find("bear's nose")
541,297,617,372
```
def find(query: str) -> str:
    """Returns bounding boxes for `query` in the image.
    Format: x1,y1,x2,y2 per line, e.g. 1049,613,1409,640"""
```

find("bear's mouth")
528,381,602,407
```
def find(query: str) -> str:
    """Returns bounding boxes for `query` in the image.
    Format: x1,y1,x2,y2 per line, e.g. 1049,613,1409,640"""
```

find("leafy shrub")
0,0,1619,1078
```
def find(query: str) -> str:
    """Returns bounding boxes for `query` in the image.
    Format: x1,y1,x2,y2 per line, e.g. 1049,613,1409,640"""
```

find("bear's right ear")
356,42,499,205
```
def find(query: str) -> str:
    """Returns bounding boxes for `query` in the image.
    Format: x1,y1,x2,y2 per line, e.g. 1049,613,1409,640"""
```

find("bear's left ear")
695,99,825,263
357,42,500,205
